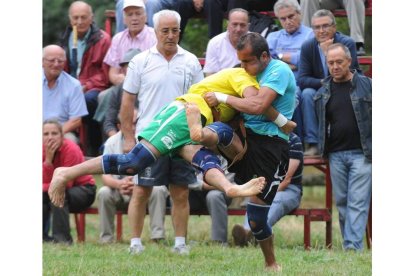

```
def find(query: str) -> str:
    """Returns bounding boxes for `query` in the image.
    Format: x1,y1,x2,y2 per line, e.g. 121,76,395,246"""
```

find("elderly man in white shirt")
203,8,249,76
120,9,204,255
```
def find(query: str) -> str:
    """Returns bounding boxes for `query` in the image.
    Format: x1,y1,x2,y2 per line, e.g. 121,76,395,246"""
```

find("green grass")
43,180,371,275
43,242,371,275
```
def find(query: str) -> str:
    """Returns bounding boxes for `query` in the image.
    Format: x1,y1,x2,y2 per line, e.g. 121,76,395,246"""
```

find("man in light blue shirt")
266,0,313,80
266,0,313,146
42,45,88,144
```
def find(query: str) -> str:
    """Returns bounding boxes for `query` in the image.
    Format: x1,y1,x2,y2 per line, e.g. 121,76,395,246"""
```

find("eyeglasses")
279,13,297,22
311,23,335,31
159,28,180,36
43,58,65,64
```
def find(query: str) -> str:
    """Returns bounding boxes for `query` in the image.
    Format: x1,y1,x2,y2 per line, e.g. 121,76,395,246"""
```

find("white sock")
130,238,142,247
174,237,186,247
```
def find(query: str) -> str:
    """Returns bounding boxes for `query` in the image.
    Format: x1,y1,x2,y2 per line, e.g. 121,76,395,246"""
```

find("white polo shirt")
203,31,240,74
123,45,204,134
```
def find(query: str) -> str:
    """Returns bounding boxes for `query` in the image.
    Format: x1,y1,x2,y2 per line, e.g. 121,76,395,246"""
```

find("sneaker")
304,144,319,156
171,244,190,255
356,45,366,56
129,244,145,255
232,224,248,247
245,230,257,246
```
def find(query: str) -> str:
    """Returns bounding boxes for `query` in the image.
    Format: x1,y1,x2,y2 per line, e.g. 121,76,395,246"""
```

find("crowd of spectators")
42,0,371,261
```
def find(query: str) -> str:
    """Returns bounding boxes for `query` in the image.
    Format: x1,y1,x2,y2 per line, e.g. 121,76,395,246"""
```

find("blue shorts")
134,155,197,187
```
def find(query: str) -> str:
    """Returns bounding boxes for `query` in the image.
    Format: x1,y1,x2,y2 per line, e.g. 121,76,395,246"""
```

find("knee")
97,186,112,202
205,122,234,147
102,143,156,175
191,147,223,177
301,88,316,101
246,203,272,241
206,190,225,205
170,186,189,207
150,186,168,202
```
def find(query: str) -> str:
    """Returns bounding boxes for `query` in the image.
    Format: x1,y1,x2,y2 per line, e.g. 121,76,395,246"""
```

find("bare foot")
280,120,297,135
185,103,203,142
265,263,282,272
48,167,69,208
226,177,266,198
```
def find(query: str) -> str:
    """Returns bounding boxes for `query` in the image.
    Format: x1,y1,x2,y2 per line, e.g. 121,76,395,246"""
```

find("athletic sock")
130,238,142,247
174,237,186,247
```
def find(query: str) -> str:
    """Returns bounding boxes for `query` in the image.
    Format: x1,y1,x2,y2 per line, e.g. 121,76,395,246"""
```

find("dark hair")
236,32,270,59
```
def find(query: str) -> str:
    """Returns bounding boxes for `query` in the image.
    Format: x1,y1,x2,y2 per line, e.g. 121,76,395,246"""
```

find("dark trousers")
43,184,96,243
175,0,241,40
231,0,278,11
83,89,103,156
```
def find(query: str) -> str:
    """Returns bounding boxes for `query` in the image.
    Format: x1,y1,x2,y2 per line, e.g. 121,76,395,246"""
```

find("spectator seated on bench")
42,45,88,146
300,0,368,55
43,119,96,244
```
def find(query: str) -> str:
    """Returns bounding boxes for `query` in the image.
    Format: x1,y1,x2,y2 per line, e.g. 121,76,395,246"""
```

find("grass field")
43,176,372,275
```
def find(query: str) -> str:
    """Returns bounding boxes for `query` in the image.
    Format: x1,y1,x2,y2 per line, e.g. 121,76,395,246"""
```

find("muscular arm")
120,91,137,152
227,86,277,115
239,86,283,120
205,85,296,133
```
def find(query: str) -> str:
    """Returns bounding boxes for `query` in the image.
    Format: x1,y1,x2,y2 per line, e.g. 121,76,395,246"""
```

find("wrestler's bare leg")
49,139,161,208
204,168,265,197
48,157,103,207
185,103,204,142
179,144,265,197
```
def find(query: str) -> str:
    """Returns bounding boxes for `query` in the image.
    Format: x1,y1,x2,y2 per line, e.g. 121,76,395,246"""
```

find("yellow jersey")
176,68,259,125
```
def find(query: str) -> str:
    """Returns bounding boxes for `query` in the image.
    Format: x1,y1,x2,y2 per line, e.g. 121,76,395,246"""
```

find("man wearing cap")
60,0,111,156
104,0,157,87
120,9,203,255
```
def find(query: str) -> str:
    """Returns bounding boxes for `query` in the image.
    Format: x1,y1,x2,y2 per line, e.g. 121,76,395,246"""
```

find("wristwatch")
278,53,284,60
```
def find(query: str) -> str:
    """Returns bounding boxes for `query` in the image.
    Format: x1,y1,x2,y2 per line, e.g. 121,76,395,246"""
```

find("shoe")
304,144,319,156
356,45,366,56
232,224,248,247
129,244,145,255
171,244,190,255
245,230,257,246
43,235,54,243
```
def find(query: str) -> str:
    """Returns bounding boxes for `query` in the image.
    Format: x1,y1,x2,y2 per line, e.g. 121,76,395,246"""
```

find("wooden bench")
72,156,336,250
